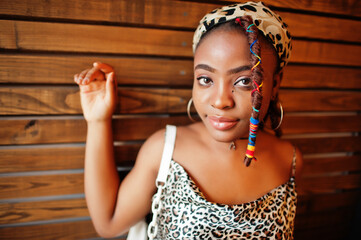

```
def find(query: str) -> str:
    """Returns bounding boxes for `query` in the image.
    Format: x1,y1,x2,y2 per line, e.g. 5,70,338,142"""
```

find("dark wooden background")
0,0,360,239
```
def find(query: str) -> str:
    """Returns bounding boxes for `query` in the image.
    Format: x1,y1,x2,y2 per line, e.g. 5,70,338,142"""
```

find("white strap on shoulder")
156,125,177,186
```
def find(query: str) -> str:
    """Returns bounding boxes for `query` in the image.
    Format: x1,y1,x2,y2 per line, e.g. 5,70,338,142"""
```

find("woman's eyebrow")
227,65,251,75
194,64,216,73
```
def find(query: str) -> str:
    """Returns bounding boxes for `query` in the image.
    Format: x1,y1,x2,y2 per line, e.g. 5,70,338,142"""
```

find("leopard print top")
153,154,297,239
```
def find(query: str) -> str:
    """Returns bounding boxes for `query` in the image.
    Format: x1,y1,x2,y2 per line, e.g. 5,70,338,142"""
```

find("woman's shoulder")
260,131,303,179
135,123,203,172
135,127,167,174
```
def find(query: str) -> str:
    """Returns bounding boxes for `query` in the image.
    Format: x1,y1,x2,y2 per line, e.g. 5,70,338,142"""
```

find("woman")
74,2,303,239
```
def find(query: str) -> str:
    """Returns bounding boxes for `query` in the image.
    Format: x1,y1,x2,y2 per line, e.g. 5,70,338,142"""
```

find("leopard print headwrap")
193,1,292,68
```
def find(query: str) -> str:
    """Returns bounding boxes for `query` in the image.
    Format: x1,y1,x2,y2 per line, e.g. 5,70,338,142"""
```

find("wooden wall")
0,0,360,239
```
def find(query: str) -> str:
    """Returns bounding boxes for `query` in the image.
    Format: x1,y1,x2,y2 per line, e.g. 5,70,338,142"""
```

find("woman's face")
193,28,280,143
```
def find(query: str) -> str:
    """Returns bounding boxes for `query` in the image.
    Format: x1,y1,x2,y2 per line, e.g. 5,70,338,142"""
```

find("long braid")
236,16,264,167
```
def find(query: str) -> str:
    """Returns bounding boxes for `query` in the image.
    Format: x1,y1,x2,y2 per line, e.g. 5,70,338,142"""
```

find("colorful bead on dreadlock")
251,80,263,96
246,117,260,160
250,39,261,71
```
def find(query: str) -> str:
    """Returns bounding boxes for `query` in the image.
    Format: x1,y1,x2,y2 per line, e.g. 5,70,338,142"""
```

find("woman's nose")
211,84,235,110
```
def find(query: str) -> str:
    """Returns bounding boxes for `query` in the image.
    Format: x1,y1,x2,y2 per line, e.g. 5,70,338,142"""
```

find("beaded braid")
235,16,264,167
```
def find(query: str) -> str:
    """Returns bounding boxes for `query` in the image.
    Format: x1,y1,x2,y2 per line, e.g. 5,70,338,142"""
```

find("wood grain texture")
280,90,361,112
0,173,83,199
0,144,139,173
282,115,361,134
1,87,360,115
0,198,89,224
1,114,360,146
291,40,361,67
290,136,361,154
302,155,361,176
0,146,85,173
282,65,361,90
2,54,361,90
1,20,361,66
218,0,361,16
0,220,103,240
298,174,361,194
0,20,193,57
277,11,361,43
0,0,360,43
0,54,194,86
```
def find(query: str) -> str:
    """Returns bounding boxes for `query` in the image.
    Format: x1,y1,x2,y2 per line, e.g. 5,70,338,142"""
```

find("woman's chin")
208,129,247,143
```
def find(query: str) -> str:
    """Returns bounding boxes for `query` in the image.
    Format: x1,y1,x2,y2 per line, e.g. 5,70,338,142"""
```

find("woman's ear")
272,69,283,100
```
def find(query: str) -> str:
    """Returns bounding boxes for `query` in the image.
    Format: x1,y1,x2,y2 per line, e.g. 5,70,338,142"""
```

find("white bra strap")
156,125,177,186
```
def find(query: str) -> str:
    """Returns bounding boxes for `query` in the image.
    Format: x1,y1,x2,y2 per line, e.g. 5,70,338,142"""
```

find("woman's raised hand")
74,62,117,122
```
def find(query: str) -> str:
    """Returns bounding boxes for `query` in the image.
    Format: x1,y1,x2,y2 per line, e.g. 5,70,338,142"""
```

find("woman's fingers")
84,68,105,84
74,63,115,89
93,62,114,74
74,73,80,84
105,72,116,104
77,69,90,84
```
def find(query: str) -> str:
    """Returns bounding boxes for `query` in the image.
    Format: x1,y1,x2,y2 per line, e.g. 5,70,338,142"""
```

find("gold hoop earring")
273,102,283,130
187,98,196,122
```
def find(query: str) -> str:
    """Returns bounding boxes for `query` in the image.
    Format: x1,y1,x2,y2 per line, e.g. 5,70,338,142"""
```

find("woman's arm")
75,63,163,238
84,120,164,238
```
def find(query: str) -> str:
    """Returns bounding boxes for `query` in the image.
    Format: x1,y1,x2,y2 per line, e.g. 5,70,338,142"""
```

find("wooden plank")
218,0,361,16
0,144,139,173
1,0,360,43
302,155,361,176
278,11,361,43
0,118,87,145
0,20,17,49
2,54,361,90
0,198,89,224
282,115,361,134
282,65,361,90
0,220,104,240
290,136,361,154
0,173,83,199
0,146,85,173
0,54,194,86
0,0,146,24
297,191,361,215
1,20,361,66
1,87,360,115
298,174,361,194
0,20,193,57
1,114,360,146
0,87,191,115
280,90,361,112
292,40,361,67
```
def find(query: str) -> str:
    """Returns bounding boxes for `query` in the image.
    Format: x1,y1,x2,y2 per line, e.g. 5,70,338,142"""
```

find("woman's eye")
197,76,213,86
234,77,251,87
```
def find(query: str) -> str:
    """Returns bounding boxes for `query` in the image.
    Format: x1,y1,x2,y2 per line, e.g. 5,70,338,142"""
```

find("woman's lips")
208,116,239,130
